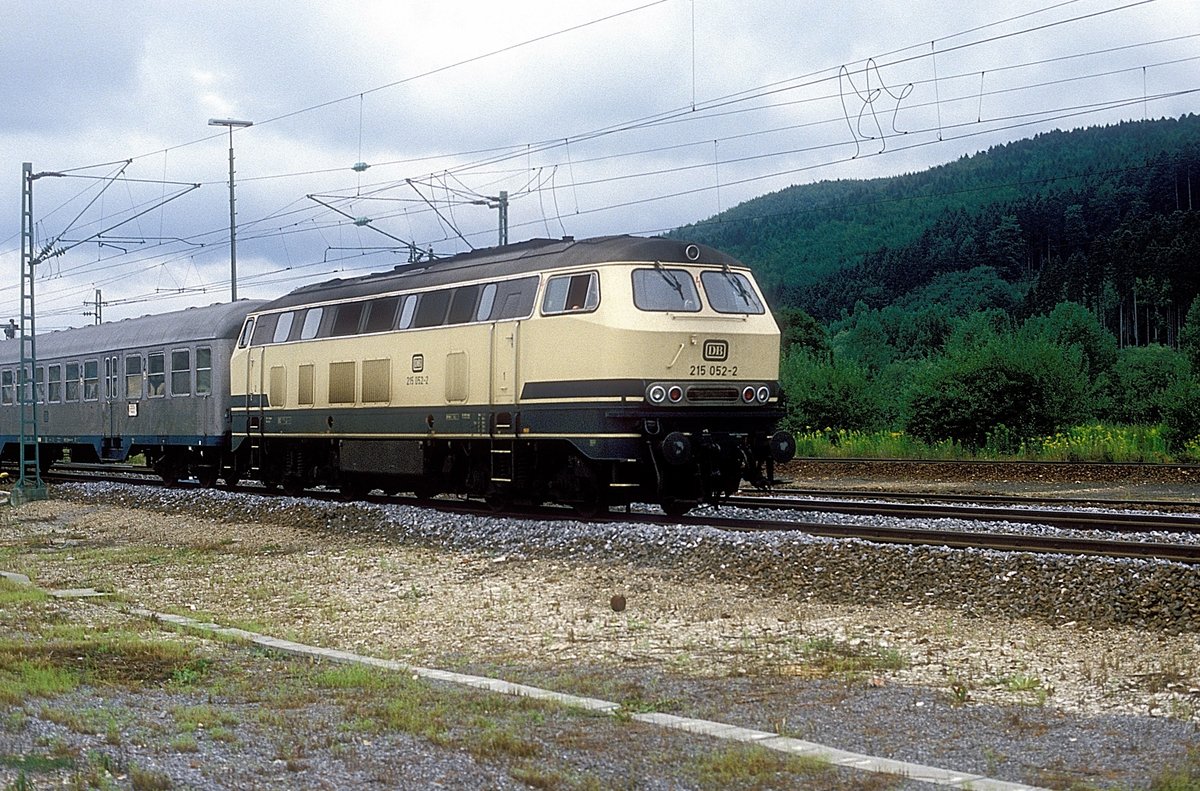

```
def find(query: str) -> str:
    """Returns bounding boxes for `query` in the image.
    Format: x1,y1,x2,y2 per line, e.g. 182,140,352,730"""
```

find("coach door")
102,354,122,459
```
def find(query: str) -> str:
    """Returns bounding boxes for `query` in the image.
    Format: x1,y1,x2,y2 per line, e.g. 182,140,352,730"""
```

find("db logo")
702,340,728,361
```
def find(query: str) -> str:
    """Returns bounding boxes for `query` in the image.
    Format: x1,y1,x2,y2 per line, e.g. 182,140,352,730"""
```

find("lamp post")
208,118,253,301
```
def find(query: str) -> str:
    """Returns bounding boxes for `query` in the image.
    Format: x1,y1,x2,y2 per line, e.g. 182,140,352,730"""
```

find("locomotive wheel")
282,476,307,497
661,499,694,517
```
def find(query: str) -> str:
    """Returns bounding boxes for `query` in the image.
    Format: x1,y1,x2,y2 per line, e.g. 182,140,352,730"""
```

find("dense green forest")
676,115,1200,458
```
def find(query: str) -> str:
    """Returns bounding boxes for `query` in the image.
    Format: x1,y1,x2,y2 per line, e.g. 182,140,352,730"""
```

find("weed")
796,636,906,678
169,733,198,753
129,762,172,790
689,743,831,786
171,703,239,732
0,753,75,772
470,727,540,760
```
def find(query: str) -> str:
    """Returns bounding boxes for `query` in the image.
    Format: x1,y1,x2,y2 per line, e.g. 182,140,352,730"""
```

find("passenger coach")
0,301,264,484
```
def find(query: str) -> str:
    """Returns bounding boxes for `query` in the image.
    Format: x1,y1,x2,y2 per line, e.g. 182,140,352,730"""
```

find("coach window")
1,370,12,406
396,295,416,329
631,267,701,312
237,318,255,349
47,364,61,403
331,302,364,336
363,297,399,334
700,271,765,314
65,363,80,402
196,347,213,395
447,285,480,325
542,272,599,315
83,360,99,401
147,353,165,397
35,366,45,403
273,312,295,344
171,350,191,396
300,307,323,340
125,355,143,400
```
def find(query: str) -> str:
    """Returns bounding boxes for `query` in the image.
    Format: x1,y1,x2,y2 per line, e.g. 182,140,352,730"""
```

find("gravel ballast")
1,480,1199,789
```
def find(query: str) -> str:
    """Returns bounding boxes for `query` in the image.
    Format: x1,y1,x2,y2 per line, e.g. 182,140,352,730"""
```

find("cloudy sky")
1,0,1196,328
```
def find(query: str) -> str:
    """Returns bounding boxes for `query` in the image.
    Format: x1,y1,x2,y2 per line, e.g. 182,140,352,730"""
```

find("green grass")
792,422,1176,463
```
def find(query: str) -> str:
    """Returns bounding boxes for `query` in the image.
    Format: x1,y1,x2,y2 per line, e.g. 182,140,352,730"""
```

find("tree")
1021,301,1117,380
985,214,1026,281
1178,296,1200,372
776,306,830,359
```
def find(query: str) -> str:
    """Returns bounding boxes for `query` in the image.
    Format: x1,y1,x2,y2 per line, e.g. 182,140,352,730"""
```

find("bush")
1104,345,1190,424
1160,378,1200,457
903,334,1090,449
780,351,881,433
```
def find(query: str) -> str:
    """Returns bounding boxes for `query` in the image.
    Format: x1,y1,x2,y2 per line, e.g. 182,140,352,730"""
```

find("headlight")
647,384,667,404
756,385,771,404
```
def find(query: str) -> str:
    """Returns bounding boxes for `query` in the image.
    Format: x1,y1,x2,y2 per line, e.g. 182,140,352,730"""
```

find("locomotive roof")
256,234,744,311
0,300,266,366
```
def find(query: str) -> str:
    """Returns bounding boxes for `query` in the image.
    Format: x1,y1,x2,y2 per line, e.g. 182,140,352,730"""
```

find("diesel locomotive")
0,235,795,514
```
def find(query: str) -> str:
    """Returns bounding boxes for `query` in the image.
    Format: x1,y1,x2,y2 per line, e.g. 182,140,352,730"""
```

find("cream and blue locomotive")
228,235,794,513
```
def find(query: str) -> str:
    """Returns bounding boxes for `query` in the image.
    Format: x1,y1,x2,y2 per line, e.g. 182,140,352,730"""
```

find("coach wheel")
282,476,307,497
195,465,219,489
153,457,181,487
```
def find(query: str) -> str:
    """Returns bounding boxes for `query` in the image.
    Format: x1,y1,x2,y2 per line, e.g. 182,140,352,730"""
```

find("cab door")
490,320,519,406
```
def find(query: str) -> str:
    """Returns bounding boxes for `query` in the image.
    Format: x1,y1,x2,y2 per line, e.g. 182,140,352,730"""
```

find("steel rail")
669,511,1200,564
723,494,1200,533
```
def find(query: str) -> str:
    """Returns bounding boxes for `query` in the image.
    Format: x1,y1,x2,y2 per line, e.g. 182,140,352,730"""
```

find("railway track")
38,463,1200,565
724,493,1200,532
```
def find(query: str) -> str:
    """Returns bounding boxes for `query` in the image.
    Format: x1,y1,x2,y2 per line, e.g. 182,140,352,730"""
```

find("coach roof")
255,235,743,312
0,300,267,366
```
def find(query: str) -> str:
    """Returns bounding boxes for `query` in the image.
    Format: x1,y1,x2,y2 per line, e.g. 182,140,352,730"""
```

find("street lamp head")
208,118,253,128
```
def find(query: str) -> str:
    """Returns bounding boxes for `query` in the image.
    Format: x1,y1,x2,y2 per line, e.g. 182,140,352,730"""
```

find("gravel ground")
1,468,1199,789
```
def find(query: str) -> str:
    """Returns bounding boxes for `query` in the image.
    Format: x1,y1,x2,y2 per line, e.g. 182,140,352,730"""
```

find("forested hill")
675,114,1200,342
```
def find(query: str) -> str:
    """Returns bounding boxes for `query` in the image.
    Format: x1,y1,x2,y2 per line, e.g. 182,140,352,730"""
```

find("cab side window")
542,272,599,315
